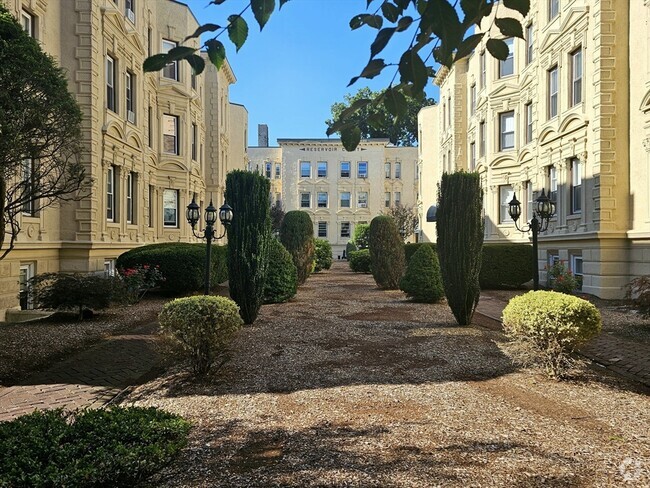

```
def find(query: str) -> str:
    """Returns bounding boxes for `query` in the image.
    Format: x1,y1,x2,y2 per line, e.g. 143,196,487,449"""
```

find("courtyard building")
0,0,248,319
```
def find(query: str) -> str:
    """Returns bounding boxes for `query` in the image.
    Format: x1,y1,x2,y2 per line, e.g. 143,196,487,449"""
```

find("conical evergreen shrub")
225,170,271,324
400,244,444,303
437,171,484,325
263,239,298,304
280,211,315,285
368,215,405,289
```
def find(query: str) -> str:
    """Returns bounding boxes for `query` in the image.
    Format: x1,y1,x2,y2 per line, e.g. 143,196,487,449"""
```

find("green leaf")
341,126,362,151
503,0,531,17
396,16,413,32
350,14,383,30
370,27,396,59
360,59,387,79
143,53,170,72
381,2,400,23
398,49,427,92
227,15,249,51
486,38,509,60
340,98,372,120
367,112,385,130
206,39,226,70
251,0,275,31
184,23,221,42
460,0,479,19
210,0,227,4
495,18,524,39
383,87,407,118
454,33,484,60
279,0,291,8
185,54,205,75
395,0,410,9
166,46,197,61
326,118,357,136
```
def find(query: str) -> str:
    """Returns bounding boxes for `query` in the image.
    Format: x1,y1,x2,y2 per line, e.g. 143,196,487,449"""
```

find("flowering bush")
118,265,163,303
546,261,579,294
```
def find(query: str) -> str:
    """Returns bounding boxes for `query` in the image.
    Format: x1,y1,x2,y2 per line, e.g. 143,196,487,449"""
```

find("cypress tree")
368,215,406,289
280,211,315,285
225,170,271,324
437,171,484,325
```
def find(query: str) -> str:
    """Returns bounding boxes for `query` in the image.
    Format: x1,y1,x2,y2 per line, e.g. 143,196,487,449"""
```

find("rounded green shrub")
116,242,228,296
264,239,298,303
314,239,333,272
400,245,444,303
352,223,370,249
404,242,437,264
345,240,358,258
349,249,371,273
280,210,315,285
502,290,602,379
369,215,405,289
159,295,243,375
0,406,189,487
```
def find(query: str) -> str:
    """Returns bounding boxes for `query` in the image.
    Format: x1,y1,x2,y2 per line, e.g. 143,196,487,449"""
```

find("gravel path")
126,263,649,487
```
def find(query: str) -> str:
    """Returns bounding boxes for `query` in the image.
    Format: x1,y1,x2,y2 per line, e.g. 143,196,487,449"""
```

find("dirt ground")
126,262,650,487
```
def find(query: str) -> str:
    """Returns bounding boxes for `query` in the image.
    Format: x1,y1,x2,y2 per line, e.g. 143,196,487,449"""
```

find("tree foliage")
279,210,315,285
326,87,434,146
383,203,419,241
368,215,406,289
264,238,298,304
400,244,444,303
352,223,370,249
437,172,484,325
0,6,87,259
142,0,529,151
225,170,271,324
270,201,285,235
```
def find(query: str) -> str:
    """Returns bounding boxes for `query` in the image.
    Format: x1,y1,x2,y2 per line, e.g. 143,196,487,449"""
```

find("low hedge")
349,249,371,273
0,406,190,487
117,242,228,296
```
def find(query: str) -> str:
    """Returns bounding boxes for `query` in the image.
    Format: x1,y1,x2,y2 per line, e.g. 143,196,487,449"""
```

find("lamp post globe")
186,197,200,229
507,193,522,223
219,203,233,227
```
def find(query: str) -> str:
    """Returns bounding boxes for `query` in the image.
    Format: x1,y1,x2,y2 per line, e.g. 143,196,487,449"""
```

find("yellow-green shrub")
502,291,602,379
159,296,243,375
349,249,371,273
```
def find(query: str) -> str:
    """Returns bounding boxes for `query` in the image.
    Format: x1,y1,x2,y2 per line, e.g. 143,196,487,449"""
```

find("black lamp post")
508,188,556,290
186,197,233,295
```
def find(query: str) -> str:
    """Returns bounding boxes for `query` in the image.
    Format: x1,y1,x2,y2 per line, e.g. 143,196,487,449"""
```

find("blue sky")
183,0,438,146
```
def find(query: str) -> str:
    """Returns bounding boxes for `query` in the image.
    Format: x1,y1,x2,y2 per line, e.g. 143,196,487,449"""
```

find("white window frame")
480,51,486,88
125,0,135,23
385,191,391,208
479,121,486,157
357,191,368,208
570,254,583,290
317,161,327,178
470,142,476,170
395,162,402,179
470,84,476,115
22,158,35,216
385,162,391,179
317,192,328,208
499,111,515,151
357,161,368,178
21,10,34,38
19,263,35,310
571,158,582,214
526,24,534,65
549,0,559,20
525,102,533,144
265,162,272,178
340,222,351,238
107,165,116,221
526,180,533,222
300,161,311,178
106,55,116,112
499,184,514,223
318,221,327,238
499,38,514,78
126,71,135,123
191,122,197,161
126,171,135,224
163,189,178,227
275,164,281,179
549,165,558,204
340,161,351,178
395,191,401,205
340,192,351,208
162,39,179,81
300,192,311,208
162,114,179,155
548,66,559,119
104,259,116,277
571,48,583,107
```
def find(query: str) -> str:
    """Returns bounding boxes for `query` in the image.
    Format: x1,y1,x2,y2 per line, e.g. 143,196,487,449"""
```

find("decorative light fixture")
187,197,233,295
508,188,556,290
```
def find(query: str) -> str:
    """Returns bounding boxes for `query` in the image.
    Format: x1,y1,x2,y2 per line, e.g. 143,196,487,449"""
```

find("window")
317,192,328,208
163,189,178,227
126,71,136,122
147,106,153,147
570,157,582,214
395,191,401,205
499,111,515,150
148,184,154,227
275,164,281,179
19,263,34,310
479,121,486,157
191,69,197,90
395,162,401,179
318,221,327,238
317,161,327,178
571,48,583,106
300,192,311,208
125,0,135,22
480,51,486,88
470,84,476,115
107,165,116,221
549,0,559,20
126,172,135,224
162,114,179,154
385,162,391,179
162,39,178,81
525,102,533,144
300,161,311,178
499,185,515,223
548,66,558,118
526,24,534,65
191,123,197,160
147,27,152,57
385,191,391,208
340,161,350,178
548,165,558,203
357,161,368,178
358,191,368,208
570,254,583,290
104,259,116,277
341,222,350,238
22,158,35,216
265,162,272,178
442,102,446,131
547,251,560,286
21,10,35,37
106,55,116,112
470,142,476,170
447,96,452,127
499,38,514,78
340,192,351,208
526,180,533,221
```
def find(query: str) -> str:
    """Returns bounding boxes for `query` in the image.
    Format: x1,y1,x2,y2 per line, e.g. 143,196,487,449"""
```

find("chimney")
258,124,269,147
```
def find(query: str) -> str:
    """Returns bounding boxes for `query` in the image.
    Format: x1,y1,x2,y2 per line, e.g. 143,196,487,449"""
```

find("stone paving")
476,292,650,388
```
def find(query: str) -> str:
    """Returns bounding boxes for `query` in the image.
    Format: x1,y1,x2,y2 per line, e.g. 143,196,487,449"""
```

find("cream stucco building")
418,0,650,299
249,137,418,257
0,0,248,319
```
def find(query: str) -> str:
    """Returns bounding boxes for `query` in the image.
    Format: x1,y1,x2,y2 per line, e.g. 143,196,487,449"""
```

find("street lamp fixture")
186,197,233,295
508,188,556,290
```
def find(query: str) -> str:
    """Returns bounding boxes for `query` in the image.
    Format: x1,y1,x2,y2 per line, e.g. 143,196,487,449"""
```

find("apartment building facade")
418,0,647,299
0,0,247,319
